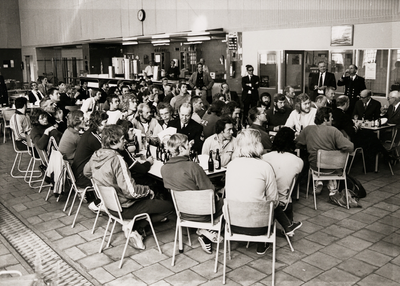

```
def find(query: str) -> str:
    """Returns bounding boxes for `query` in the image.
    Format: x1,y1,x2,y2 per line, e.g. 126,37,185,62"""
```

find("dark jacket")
241,75,260,101
309,72,337,102
168,118,204,153
352,98,381,121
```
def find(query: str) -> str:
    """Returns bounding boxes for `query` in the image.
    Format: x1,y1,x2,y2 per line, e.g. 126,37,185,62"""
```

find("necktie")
318,73,323,87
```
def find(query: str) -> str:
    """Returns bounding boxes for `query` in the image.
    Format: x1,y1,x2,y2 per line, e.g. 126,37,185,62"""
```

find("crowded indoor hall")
1,1,400,285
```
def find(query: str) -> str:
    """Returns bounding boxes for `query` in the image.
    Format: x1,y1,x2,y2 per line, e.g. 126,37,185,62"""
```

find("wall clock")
137,9,146,22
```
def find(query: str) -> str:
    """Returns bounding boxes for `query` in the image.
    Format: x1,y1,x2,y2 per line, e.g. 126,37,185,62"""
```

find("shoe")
256,242,271,255
284,222,302,237
196,229,223,243
314,181,323,195
88,202,107,214
329,189,338,196
129,230,145,250
198,235,212,254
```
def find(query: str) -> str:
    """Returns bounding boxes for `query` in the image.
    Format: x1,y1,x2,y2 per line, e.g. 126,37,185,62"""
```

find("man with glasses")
352,89,381,121
248,106,272,152
242,65,260,123
337,64,366,114
381,90,400,143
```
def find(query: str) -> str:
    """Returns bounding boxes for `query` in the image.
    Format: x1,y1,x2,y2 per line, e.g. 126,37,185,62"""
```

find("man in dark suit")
337,64,366,115
27,81,45,106
382,91,400,143
212,83,241,107
0,72,8,106
168,102,204,153
283,85,296,110
309,61,337,102
242,65,260,123
325,86,337,109
352,89,381,121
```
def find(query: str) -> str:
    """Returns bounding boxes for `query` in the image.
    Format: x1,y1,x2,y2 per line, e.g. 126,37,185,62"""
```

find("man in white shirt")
144,61,154,79
10,97,31,150
285,93,317,133
106,94,122,124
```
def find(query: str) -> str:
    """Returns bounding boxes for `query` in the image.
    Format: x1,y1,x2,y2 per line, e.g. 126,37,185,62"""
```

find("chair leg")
171,223,179,266
388,161,394,175
306,170,310,198
312,177,317,210
119,228,131,269
344,179,349,209
296,184,300,200
106,220,117,249
186,227,191,246
91,205,102,234
99,218,112,253
271,225,276,286
68,191,79,216
223,235,227,284
360,149,366,174
10,152,31,178
214,228,222,273
284,233,294,252
347,154,356,174
146,215,162,254
63,185,74,212
71,189,87,228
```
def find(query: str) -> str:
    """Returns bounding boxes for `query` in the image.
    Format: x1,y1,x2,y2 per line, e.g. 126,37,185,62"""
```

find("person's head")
274,93,287,113
190,96,204,113
121,85,130,95
207,100,225,116
137,103,152,122
101,125,125,150
149,61,154,66
222,101,241,120
336,95,350,111
116,119,135,141
215,117,235,141
271,127,296,153
38,76,47,85
170,60,176,67
179,83,187,94
162,78,168,86
67,110,84,129
348,64,358,76
388,90,400,106
284,86,295,99
48,88,60,102
157,102,173,123
171,83,178,95
58,81,66,93
196,63,203,73
166,133,189,157
249,106,267,124
344,69,350,77
360,89,372,105
318,61,327,73
295,93,311,114
15,97,28,110
30,81,39,90
107,94,120,110
221,83,230,94
100,80,109,91
199,58,205,65
89,111,109,133
91,89,102,101
259,92,271,109
164,84,172,95
179,103,192,125
246,65,254,76
31,109,50,126
40,98,57,114
80,81,88,89
315,95,327,109
325,86,336,101
233,129,263,159
314,107,333,126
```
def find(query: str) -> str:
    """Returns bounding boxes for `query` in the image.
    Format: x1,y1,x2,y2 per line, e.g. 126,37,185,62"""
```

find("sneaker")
129,230,145,250
284,222,302,237
198,235,212,254
196,229,223,243
77,192,88,204
329,189,338,196
88,202,107,214
314,181,323,195
256,242,271,255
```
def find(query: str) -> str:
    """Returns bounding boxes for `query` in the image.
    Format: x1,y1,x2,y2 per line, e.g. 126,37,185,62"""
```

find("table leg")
375,130,380,173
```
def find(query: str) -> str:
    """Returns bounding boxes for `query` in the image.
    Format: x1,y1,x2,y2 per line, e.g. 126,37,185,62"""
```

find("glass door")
285,51,303,95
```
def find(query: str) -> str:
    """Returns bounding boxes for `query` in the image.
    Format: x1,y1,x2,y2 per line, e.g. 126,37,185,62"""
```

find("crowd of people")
7,60,400,254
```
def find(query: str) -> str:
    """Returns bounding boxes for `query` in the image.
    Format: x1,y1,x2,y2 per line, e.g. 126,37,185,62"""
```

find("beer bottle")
215,149,221,170
208,150,214,172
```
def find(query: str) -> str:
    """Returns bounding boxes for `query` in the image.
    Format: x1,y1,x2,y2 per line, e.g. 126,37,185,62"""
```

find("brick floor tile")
132,248,170,267
262,271,303,286
336,235,373,252
375,262,400,282
88,267,115,284
295,221,324,234
26,216,43,225
276,246,307,266
305,231,339,246
321,243,358,260
302,252,342,271
37,211,66,222
134,264,175,284
337,258,378,278
149,281,172,286
289,238,324,255
103,259,143,277
18,206,47,218
12,203,27,212
365,221,397,235
0,253,19,268
78,227,106,241
105,273,147,286
55,223,87,237
64,246,87,261
362,206,391,218
321,208,353,220
35,219,65,232
311,267,360,284
42,229,63,241
190,259,225,280
352,228,386,243
103,242,142,261
283,260,324,282
0,243,10,255
382,232,400,245
306,215,339,228
321,224,355,238
354,249,392,267
374,201,400,212
348,212,381,225
78,252,114,270
53,234,86,250
357,273,399,286
378,215,400,228
77,238,103,255
164,269,208,286
179,245,215,264
370,241,400,257
199,278,241,286
223,265,268,286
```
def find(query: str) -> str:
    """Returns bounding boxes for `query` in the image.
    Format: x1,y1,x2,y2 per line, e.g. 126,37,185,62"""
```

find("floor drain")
0,202,93,286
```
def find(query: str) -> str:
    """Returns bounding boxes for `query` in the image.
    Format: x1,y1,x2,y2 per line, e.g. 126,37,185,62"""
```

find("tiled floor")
1,139,400,285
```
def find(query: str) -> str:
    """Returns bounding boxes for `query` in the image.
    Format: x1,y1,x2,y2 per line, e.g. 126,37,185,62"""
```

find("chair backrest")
26,133,49,165
223,199,274,237
93,181,123,221
171,189,215,220
317,150,349,171
2,108,15,125
64,159,76,184
283,173,299,211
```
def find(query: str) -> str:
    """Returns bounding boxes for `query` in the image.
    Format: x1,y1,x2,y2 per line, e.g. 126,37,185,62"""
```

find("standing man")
352,89,381,121
167,60,179,79
168,103,204,153
189,63,214,105
242,64,260,123
337,64,366,114
309,61,336,102
144,61,155,79
381,91,400,143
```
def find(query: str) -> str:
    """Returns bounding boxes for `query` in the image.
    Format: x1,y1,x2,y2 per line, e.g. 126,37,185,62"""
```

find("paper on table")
157,127,177,142
198,154,209,170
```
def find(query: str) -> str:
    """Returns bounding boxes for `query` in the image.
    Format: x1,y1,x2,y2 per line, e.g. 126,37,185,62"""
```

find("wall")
0,0,21,48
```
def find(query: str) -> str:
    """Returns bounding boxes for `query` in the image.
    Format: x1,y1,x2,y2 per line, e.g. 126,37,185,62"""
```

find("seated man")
266,93,291,132
10,97,31,151
248,106,272,152
81,89,101,120
325,86,337,109
162,84,175,104
132,103,160,145
42,94,67,133
154,102,174,134
212,83,241,107
27,81,45,106
221,101,242,135
381,90,400,143
191,96,205,124
170,83,191,115
296,107,354,195
262,127,304,236
161,133,223,254
314,95,327,109
202,100,225,139
84,125,173,250
168,103,204,153
285,93,317,133
106,95,122,124
257,92,272,110
352,89,381,121
202,117,236,167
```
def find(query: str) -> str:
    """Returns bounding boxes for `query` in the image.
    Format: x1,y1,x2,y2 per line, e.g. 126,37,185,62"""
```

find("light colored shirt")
106,110,122,124
202,134,235,167
10,112,31,141
285,108,317,133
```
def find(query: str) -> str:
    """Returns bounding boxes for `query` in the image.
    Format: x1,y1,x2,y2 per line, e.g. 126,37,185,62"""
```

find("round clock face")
137,9,146,21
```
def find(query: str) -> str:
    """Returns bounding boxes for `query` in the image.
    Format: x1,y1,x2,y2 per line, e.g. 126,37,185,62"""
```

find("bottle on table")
215,149,221,170
146,143,152,158
156,144,160,160
208,150,214,172
371,117,375,127
194,151,200,164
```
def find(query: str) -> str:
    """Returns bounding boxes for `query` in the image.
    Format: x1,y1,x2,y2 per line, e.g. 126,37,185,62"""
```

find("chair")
43,150,66,202
10,132,37,179
383,129,400,175
94,182,162,269
25,134,48,189
222,200,276,285
62,160,93,228
91,179,104,234
306,150,350,210
347,147,366,174
2,108,15,143
170,189,223,273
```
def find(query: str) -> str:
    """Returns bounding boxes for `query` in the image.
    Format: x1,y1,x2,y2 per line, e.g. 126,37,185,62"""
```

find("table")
361,122,396,172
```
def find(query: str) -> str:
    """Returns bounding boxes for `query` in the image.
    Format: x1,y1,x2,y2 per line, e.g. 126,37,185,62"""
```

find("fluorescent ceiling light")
153,43,170,46
152,34,170,39
184,41,202,45
122,41,138,45
187,31,210,36
151,39,171,44
122,37,138,41
187,36,211,42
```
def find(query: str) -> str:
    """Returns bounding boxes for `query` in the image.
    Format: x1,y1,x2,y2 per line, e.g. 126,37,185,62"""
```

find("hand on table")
148,189,155,200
